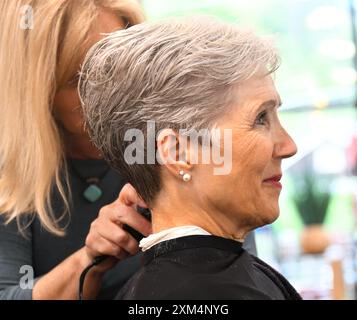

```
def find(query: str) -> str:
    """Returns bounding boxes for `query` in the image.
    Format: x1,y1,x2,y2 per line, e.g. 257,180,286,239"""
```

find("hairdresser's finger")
96,219,139,256
117,183,148,208
99,204,152,237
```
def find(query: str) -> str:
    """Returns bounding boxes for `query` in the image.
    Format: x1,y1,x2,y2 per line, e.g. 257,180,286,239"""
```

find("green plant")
291,171,331,226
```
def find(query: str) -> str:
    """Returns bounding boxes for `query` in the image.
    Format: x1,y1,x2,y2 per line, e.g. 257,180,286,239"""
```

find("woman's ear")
156,129,193,180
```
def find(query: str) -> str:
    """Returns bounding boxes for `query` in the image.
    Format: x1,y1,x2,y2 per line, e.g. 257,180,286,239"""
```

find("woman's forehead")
233,76,279,107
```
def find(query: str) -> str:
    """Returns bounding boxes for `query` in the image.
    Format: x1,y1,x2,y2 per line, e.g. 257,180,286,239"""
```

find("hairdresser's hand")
84,183,152,273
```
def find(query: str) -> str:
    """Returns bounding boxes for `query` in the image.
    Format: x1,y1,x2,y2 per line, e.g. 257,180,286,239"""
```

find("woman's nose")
273,125,298,159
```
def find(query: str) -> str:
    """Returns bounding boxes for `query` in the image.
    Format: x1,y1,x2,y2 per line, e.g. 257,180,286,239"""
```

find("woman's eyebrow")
257,98,282,112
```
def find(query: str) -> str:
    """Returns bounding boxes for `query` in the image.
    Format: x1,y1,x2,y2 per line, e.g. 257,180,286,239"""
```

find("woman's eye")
255,111,268,126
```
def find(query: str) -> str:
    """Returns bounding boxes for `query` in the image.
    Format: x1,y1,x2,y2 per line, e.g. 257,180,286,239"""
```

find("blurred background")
141,0,357,299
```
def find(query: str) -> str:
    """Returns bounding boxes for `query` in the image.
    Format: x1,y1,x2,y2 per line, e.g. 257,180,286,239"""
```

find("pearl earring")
179,170,191,182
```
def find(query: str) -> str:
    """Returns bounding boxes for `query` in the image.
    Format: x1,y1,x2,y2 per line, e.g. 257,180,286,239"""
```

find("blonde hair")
0,0,144,235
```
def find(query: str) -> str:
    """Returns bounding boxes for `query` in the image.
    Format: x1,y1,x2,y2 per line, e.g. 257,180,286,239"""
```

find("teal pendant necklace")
70,162,111,203
83,177,103,202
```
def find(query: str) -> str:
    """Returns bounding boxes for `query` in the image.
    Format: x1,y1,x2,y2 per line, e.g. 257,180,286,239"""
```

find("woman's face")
192,74,297,233
53,9,125,135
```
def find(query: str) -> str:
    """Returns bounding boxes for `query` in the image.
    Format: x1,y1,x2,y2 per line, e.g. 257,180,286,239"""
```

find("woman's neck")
151,190,248,242
63,130,103,160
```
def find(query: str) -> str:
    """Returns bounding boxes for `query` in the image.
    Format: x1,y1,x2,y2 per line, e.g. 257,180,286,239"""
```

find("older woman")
79,17,300,299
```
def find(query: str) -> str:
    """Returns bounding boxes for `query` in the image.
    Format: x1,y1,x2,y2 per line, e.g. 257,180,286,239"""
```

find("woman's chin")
266,209,280,224
257,207,280,226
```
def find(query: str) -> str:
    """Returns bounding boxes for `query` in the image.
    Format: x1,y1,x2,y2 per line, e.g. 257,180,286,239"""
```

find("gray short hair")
79,16,280,204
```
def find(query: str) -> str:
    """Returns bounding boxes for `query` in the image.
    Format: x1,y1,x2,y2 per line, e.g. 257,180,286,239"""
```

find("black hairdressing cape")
115,235,302,300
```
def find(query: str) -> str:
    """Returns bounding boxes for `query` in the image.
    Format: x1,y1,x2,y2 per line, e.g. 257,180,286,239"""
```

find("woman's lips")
263,175,282,189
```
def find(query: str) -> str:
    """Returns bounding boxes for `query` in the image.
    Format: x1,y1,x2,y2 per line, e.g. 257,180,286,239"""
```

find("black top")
116,235,301,300
0,158,257,300
0,159,141,300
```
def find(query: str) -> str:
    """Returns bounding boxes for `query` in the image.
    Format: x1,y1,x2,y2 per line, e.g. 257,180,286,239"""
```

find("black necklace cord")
69,159,111,181
69,160,111,203
78,255,108,300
